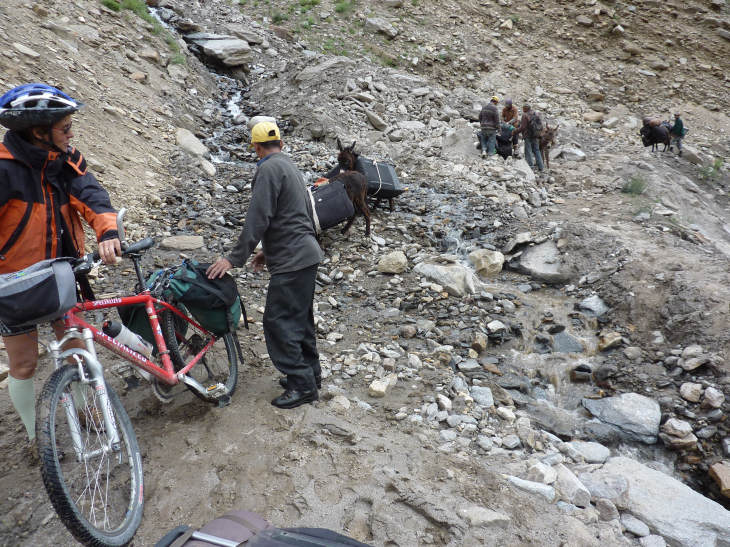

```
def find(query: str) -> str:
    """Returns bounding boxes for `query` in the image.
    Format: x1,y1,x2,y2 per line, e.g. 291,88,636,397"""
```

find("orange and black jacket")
0,130,117,274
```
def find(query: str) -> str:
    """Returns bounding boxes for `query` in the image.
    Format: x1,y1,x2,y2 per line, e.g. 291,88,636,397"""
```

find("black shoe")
271,388,318,409
279,376,322,390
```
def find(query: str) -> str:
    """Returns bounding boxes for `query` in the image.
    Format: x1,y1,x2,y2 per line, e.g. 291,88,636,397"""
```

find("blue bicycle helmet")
0,83,82,131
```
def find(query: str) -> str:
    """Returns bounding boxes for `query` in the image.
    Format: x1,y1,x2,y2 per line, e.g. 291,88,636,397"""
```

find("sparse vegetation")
699,158,724,182
299,0,320,11
101,0,121,11
622,175,648,195
272,9,288,23
335,0,357,15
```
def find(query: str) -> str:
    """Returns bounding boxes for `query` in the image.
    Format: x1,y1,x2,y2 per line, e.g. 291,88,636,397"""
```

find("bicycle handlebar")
73,238,156,274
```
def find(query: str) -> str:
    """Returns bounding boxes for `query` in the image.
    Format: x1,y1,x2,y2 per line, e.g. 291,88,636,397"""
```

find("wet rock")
457,506,510,528
160,235,205,250
590,457,730,545
709,462,730,498
513,241,570,284
368,374,397,397
566,441,610,463
471,332,488,353
377,251,408,274
506,476,556,502
702,386,725,408
413,260,477,297
470,386,494,408
577,294,609,317
679,382,703,403
555,464,591,508
552,331,584,354
621,513,650,537
581,393,660,444
528,399,584,438
468,249,504,277
176,128,209,157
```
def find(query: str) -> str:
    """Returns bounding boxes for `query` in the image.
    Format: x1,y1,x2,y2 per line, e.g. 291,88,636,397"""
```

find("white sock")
8,375,35,441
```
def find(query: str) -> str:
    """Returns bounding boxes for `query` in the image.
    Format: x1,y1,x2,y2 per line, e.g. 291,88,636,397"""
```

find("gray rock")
187,35,251,66
577,294,609,316
441,127,480,160
581,393,661,444
457,506,510,528
470,386,494,407
621,513,650,537
578,472,629,509
503,434,521,449
365,110,387,131
477,435,493,451
623,346,642,361
413,261,477,297
515,241,570,284
527,399,585,438
591,457,730,545
175,128,208,157
639,536,667,547
160,235,204,250
555,464,591,508
468,249,504,277
596,498,619,521
294,57,352,86
365,17,398,38
457,359,481,373
527,462,557,484
377,251,408,274
507,476,556,502
440,429,458,442
703,386,725,408
679,382,703,403
567,441,610,463
552,331,584,353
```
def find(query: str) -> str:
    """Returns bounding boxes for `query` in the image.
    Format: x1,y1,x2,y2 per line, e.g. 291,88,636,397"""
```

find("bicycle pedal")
206,383,227,398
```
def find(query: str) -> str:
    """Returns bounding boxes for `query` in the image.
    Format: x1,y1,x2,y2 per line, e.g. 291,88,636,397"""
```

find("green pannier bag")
156,259,243,336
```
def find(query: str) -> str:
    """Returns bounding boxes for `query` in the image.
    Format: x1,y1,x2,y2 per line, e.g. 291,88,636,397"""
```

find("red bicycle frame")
64,291,217,386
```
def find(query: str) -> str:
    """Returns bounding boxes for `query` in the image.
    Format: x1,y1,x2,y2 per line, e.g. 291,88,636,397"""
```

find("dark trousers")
263,263,320,391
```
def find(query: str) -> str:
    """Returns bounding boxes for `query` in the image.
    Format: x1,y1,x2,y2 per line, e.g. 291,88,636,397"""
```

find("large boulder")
186,33,251,66
175,128,208,157
413,260,478,296
468,249,504,277
441,127,480,160
589,457,730,545
582,393,661,444
378,251,408,274
512,241,570,284
295,57,353,86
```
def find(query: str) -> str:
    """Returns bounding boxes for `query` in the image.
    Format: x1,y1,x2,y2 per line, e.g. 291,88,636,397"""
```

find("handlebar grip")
122,237,155,255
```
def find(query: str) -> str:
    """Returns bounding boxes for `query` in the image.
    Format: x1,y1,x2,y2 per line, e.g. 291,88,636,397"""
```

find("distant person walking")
513,104,544,172
501,98,520,157
479,96,500,158
669,112,685,157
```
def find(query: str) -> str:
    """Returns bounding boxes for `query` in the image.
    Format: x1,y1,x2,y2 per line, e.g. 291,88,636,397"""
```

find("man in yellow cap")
207,121,323,409
479,96,500,157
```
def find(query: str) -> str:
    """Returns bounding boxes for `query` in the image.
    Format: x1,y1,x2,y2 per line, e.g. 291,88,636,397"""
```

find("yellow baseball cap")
491,95,500,102
250,121,281,144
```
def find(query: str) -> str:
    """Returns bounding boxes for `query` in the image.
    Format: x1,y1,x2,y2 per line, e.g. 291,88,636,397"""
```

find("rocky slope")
1,1,730,546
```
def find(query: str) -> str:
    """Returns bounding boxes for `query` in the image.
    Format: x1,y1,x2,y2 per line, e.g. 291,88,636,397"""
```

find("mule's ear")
337,137,343,151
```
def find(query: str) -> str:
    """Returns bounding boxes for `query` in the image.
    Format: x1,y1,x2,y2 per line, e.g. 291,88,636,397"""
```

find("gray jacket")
227,152,323,274
479,103,500,131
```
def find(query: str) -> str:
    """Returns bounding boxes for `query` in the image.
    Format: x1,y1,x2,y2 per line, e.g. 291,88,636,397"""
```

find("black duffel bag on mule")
154,509,371,547
306,180,355,234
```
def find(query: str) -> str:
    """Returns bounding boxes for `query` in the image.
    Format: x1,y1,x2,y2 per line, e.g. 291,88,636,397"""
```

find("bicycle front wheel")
36,364,144,547
161,307,239,403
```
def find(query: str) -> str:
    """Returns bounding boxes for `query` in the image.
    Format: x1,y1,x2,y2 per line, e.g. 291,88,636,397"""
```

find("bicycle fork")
51,328,122,462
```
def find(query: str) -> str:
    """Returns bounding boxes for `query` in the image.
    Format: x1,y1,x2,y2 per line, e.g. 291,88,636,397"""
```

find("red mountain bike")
35,210,241,547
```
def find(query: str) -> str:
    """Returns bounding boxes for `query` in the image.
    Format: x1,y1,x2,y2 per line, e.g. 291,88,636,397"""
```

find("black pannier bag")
0,259,77,333
307,180,355,234
355,157,406,199
155,509,371,547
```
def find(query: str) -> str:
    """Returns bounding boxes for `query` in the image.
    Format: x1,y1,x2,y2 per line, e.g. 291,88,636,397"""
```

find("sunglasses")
53,123,73,135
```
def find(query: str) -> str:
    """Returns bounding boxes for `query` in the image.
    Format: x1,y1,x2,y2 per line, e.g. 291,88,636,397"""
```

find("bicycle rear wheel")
36,364,143,547
161,307,239,403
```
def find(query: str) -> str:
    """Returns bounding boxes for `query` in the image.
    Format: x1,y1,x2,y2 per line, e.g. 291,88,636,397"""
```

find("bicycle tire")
36,364,144,547
161,307,238,403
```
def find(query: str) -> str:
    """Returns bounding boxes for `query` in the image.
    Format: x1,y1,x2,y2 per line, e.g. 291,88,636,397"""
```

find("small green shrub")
335,0,356,14
299,0,320,11
622,175,647,195
272,10,288,23
699,158,724,182
101,0,121,11
170,53,186,65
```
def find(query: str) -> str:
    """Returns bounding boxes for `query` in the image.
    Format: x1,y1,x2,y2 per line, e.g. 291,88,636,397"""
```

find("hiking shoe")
271,388,318,409
678,150,682,157
481,150,486,158
25,438,39,466
279,375,322,390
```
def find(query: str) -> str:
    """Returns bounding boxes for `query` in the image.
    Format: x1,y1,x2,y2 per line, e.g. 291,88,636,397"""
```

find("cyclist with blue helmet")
0,83,121,462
